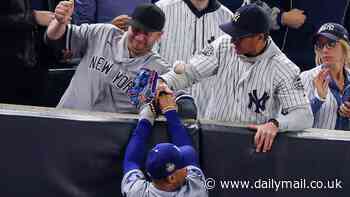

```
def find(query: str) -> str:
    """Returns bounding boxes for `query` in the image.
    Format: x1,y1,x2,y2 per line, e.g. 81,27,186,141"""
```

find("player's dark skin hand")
156,81,173,100
158,93,176,113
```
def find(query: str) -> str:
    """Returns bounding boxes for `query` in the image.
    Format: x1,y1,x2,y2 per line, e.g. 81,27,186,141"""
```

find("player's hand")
156,80,173,99
313,68,329,100
281,9,306,29
139,104,156,124
248,122,278,153
54,1,74,25
112,15,131,31
158,93,177,113
33,10,55,26
339,101,350,118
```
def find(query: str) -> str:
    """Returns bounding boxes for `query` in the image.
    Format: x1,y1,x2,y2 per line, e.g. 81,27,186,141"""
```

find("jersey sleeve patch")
200,45,215,57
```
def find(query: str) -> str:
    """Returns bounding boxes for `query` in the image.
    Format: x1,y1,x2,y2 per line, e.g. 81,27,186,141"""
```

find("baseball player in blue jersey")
122,93,207,197
300,23,350,130
158,4,313,152
46,2,170,113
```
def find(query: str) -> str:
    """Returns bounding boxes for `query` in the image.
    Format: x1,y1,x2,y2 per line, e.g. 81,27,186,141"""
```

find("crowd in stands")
1,0,350,128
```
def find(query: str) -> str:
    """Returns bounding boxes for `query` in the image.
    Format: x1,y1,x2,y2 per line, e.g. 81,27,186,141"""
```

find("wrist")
314,89,327,101
268,119,279,129
139,104,156,125
161,105,177,114
281,12,286,26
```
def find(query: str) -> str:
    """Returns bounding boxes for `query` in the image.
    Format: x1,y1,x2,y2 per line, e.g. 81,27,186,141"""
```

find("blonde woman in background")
301,23,350,130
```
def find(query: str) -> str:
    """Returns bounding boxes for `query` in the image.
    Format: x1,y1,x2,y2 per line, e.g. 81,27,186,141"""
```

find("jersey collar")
183,0,221,18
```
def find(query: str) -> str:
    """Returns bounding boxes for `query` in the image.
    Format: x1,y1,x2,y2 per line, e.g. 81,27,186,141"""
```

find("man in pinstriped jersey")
159,4,313,152
154,0,233,118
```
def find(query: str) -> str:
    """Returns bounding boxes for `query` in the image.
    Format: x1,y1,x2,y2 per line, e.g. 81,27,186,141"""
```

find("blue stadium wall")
0,104,349,197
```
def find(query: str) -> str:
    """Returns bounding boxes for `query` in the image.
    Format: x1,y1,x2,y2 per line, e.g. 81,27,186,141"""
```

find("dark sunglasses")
315,40,338,50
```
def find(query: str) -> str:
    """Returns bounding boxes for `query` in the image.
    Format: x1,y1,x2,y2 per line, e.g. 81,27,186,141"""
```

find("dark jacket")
344,1,350,34
0,0,38,68
264,0,350,71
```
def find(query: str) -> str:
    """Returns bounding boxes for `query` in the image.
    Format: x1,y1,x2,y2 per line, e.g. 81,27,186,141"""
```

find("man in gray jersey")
159,4,313,152
46,1,170,113
154,0,232,118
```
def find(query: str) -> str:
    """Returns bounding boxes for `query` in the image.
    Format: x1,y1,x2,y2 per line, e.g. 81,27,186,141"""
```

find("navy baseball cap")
219,4,271,40
129,3,165,32
146,143,188,180
313,23,350,44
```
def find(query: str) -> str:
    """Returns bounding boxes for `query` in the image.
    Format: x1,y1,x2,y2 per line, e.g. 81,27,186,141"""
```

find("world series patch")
293,76,304,90
200,45,214,56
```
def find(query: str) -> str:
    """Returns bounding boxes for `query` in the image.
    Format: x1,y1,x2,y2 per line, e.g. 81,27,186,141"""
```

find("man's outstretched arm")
158,94,199,167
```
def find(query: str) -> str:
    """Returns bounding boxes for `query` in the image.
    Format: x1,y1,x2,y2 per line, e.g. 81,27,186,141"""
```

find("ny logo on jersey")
232,12,240,22
248,90,270,113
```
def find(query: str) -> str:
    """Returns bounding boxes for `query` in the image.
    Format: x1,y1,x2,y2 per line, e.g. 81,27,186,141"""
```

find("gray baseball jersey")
57,24,170,113
155,0,232,118
161,35,310,124
121,166,208,197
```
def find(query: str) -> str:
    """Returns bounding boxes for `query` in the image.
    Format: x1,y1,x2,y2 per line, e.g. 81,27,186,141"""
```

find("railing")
0,104,349,197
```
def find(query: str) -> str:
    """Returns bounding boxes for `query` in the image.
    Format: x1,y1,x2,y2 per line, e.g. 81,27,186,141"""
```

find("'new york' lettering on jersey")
57,24,170,114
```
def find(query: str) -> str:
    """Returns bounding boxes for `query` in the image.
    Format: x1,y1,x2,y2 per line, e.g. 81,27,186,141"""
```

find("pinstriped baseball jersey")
57,24,170,113
155,0,233,118
121,166,207,197
161,35,310,123
300,65,350,129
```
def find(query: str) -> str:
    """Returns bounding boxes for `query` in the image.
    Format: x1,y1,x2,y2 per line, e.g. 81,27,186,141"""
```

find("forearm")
161,61,208,90
47,19,68,40
161,64,194,91
123,119,153,173
164,110,192,147
44,23,68,53
276,105,314,131
33,10,54,26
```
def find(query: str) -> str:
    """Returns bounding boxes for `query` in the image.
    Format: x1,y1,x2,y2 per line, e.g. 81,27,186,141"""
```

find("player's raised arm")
123,105,155,174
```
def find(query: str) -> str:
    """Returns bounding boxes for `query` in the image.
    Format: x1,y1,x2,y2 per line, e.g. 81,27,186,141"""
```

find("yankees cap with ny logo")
219,4,271,41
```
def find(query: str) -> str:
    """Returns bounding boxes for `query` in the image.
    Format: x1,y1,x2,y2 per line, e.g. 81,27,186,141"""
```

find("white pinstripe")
162,35,310,123
300,66,341,129
155,0,232,118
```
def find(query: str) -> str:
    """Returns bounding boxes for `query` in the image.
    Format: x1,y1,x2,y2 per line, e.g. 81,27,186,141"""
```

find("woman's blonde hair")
315,39,350,66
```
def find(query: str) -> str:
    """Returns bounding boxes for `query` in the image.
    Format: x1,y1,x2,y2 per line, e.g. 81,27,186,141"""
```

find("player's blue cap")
219,4,271,41
313,23,349,44
146,143,189,180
